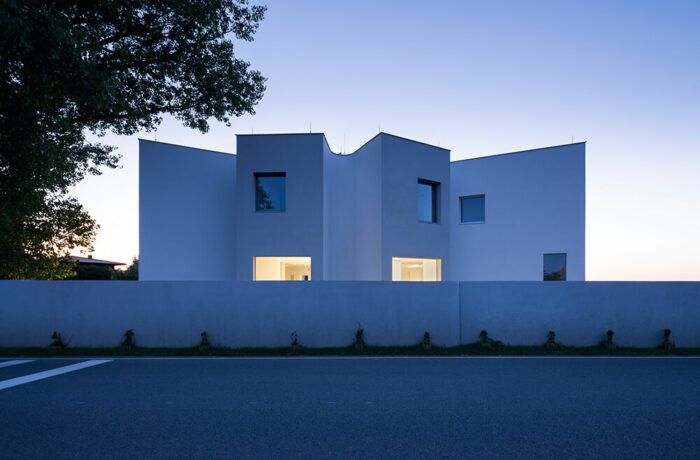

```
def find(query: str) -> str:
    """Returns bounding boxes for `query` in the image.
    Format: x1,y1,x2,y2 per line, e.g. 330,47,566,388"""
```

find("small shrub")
49,331,66,349
199,331,211,351
601,330,616,350
421,331,432,350
478,330,489,345
544,330,562,349
354,323,365,350
661,329,675,351
476,330,505,350
121,329,135,350
290,331,301,351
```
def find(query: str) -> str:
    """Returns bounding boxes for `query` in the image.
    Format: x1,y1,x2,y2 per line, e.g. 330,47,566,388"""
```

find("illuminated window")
391,257,442,281
460,195,485,223
543,253,566,281
255,173,286,211
418,179,439,223
254,257,310,280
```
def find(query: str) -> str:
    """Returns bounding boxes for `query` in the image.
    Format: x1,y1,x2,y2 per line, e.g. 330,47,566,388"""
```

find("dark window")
255,173,286,212
460,195,485,223
418,179,439,223
543,253,567,281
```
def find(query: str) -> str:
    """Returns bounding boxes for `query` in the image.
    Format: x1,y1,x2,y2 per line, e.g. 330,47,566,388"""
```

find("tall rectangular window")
460,195,485,223
254,257,310,280
255,173,286,212
543,253,567,281
418,179,439,223
391,257,442,281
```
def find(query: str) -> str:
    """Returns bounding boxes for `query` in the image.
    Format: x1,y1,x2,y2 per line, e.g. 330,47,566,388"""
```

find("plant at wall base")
544,331,563,350
602,330,616,350
121,329,135,351
661,329,675,351
354,323,365,350
478,330,489,345
476,330,505,350
421,332,432,350
49,331,66,349
199,331,211,351
290,331,301,351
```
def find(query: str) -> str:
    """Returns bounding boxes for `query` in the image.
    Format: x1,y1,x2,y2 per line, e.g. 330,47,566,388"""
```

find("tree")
111,257,139,280
0,0,266,279
71,263,112,281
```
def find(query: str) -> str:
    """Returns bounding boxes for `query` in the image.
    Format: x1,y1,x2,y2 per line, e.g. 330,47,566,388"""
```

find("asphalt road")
1,356,699,459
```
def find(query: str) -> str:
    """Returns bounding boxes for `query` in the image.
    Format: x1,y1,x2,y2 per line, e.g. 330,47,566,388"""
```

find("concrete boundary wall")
0,281,460,348
0,281,698,348
460,282,700,347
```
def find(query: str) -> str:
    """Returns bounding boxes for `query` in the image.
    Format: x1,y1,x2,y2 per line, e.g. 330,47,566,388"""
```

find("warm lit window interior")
391,257,442,281
254,257,311,280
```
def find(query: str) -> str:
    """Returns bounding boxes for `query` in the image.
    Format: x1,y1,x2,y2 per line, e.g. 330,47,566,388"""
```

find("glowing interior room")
139,132,585,282
254,257,311,281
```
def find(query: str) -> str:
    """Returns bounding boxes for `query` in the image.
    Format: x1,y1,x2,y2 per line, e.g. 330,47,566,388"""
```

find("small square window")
255,173,285,212
544,253,567,281
460,195,485,223
418,179,439,223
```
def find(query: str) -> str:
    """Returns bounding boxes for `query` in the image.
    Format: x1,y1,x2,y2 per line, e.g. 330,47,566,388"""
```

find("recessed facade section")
392,257,442,281
254,256,311,281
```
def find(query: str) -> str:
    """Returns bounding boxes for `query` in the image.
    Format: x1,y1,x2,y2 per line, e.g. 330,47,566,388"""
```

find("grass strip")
1,345,698,357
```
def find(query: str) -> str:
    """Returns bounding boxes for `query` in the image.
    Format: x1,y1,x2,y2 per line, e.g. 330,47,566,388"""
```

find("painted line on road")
0,360,111,391
0,360,34,368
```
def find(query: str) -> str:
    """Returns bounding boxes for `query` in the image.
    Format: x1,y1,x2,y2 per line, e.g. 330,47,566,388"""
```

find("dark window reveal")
255,173,286,212
460,195,485,223
543,253,567,281
418,179,439,223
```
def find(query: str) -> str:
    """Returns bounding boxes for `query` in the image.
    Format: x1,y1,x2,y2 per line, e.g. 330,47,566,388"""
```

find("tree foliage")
0,0,266,279
111,257,138,280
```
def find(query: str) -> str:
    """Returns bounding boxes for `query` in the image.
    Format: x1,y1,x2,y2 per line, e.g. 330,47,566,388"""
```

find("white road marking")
0,360,111,391
0,360,34,368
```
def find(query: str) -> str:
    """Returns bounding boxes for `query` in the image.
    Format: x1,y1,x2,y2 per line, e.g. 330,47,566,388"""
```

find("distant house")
69,255,125,280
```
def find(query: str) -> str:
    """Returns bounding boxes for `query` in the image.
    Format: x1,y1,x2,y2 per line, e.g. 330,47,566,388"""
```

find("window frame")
254,172,286,213
543,253,567,281
459,194,486,224
417,178,440,224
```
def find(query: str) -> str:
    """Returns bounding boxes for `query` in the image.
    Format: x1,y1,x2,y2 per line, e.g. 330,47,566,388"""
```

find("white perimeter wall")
1,281,698,348
0,281,460,348
139,140,237,280
460,282,700,347
450,143,586,281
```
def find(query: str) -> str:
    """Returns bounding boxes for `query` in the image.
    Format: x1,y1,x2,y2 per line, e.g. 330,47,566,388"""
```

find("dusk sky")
73,0,700,280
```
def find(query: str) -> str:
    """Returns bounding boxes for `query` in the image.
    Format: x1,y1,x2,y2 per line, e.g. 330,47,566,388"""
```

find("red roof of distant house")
70,255,126,266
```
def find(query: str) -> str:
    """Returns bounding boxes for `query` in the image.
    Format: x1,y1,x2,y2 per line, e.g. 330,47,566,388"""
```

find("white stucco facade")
139,133,585,281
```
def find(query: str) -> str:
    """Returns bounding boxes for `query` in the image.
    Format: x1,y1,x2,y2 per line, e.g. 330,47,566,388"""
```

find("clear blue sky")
74,0,700,280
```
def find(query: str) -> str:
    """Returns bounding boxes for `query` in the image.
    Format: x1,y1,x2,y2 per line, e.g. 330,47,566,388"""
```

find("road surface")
1,356,699,458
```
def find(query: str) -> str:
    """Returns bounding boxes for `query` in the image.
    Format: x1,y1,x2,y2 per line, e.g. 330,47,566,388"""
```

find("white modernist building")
139,133,585,282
